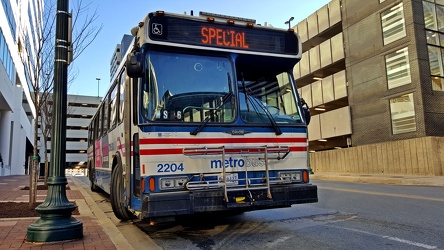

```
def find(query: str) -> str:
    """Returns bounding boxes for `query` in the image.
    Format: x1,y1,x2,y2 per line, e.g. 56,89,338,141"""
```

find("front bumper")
141,184,318,219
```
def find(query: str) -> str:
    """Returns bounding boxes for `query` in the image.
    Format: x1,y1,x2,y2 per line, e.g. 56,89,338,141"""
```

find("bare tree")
20,0,103,207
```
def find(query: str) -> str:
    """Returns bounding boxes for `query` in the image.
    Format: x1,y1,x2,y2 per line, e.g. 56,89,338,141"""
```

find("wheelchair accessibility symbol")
152,23,163,35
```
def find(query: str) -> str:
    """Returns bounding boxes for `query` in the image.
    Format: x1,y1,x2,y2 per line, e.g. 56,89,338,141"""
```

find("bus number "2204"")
157,163,184,173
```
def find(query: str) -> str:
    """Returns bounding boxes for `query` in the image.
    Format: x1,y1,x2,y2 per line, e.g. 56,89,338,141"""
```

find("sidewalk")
0,175,136,250
310,173,444,186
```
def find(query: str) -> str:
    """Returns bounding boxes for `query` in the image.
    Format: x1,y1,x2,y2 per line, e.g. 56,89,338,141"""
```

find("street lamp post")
27,0,83,242
96,77,101,97
285,17,294,29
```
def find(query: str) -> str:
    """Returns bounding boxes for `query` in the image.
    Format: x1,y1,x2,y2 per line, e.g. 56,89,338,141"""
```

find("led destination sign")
201,27,249,49
148,15,298,55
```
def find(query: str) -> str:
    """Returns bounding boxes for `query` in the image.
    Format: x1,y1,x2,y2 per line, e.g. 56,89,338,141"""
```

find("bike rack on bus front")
182,145,291,204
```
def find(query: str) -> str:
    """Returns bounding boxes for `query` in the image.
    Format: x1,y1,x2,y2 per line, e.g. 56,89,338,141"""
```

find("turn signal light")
302,170,309,183
141,178,146,192
149,177,155,192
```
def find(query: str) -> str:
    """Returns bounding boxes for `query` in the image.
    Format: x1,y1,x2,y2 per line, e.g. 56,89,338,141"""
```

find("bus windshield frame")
140,49,304,125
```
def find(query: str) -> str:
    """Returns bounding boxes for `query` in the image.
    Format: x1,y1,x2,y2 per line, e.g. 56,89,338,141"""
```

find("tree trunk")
44,153,49,185
29,105,39,208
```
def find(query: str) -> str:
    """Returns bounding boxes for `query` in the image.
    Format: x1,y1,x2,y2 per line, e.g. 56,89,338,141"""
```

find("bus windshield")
238,72,303,124
141,50,303,125
141,50,235,123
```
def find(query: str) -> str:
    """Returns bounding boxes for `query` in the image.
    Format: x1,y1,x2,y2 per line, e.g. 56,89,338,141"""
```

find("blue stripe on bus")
138,125,307,133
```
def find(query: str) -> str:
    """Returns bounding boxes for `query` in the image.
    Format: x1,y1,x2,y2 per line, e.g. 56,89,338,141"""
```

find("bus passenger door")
131,75,142,199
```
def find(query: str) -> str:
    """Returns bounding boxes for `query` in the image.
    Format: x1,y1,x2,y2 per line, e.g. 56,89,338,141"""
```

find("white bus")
87,11,317,222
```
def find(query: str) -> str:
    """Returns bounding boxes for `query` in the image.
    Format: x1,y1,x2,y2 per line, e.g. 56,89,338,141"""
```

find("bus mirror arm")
300,98,311,125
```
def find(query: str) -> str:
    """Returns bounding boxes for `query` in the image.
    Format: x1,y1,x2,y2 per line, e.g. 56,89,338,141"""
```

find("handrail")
183,145,290,160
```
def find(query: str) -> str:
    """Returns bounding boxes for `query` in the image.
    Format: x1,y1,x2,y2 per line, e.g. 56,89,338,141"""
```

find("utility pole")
27,0,83,242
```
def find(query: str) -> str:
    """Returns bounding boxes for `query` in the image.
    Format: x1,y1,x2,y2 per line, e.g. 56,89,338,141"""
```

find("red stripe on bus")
289,146,308,152
140,148,184,155
139,137,306,145
139,146,307,156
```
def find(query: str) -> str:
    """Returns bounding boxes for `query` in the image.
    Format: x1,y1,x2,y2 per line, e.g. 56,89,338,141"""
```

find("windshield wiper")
241,73,250,112
190,73,233,135
244,87,282,136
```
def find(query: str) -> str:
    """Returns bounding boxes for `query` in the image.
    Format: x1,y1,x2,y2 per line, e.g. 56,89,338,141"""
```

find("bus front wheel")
110,162,135,220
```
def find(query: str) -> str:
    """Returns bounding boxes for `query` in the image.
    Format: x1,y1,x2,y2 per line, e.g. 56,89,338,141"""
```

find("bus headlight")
159,177,188,190
278,171,302,182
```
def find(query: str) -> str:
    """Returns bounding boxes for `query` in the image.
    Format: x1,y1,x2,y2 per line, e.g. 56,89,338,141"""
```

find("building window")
423,1,438,30
381,3,406,45
385,47,411,89
424,1,444,31
390,93,416,135
424,0,444,91
425,30,440,45
432,75,444,90
0,29,15,82
428,46,444,90
1,0,17,39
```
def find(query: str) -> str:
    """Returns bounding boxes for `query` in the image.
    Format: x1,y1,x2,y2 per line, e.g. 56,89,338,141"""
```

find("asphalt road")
79,176,444,249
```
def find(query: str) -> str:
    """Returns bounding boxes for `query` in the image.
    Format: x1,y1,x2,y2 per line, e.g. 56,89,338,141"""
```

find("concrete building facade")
109,44,121,80
38,94,100,176
294,0,444,176
0,0,43,176
110,34,132,80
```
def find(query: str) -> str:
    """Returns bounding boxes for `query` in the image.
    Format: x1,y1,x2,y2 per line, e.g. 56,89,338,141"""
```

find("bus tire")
88,162,99,192
110,162,135,221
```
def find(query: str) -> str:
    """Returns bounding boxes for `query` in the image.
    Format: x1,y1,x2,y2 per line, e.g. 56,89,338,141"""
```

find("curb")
70,177,136,250
310,174,444,186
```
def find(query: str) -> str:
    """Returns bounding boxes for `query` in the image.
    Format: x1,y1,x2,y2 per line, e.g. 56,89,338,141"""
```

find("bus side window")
110,83,118,129
98,107,102,138
103,95,109,133
89,124,93,145
92,117,96,140
119,71,126,124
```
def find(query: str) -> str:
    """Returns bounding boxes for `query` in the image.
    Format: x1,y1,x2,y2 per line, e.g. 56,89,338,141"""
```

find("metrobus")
87,11,317,222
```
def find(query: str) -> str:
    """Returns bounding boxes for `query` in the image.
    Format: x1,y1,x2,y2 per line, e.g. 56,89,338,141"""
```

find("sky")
67,0,331,97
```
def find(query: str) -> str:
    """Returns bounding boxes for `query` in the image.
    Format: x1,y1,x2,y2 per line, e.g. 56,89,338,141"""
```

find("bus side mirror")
300,98,311,125
126,51,144,78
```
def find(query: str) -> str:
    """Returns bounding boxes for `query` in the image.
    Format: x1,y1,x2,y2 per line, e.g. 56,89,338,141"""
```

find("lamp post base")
27,215,83,242
26,177,83,242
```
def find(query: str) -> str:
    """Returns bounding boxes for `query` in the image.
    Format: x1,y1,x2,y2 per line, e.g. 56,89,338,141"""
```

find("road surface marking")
383,236,437,249
318,186,444,202
329,225,437,249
